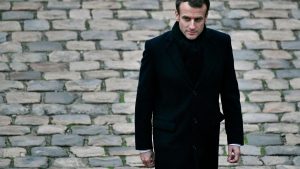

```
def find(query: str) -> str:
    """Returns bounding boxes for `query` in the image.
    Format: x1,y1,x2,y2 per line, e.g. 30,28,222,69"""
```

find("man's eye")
195,18,203,22
183,17,190,21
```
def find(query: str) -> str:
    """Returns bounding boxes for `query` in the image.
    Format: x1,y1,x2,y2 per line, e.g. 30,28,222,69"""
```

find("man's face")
175,2,208,40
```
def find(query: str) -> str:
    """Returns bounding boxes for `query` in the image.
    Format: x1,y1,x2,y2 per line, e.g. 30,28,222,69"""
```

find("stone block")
0,126,30,135
132,19,167,30
290,78,300,89
100,40,138,50
84,50,120,61
31,146,68,157
262,30,295,41
91,10,113,19
10,71,41,81
246,133,283,146
37,10,67,20
264,123,299,133
113,123,134,134
27,41,63,52
6,92,40,104
245,41,278,50
122,30,160,41
258,60,290,69
151,11,175,20
284,91,300,102
104,61,140,70
0,42,22,53
0,159,10,168
37,125,66,134
71,125,109,135
2,11,34,20
228,1,260,9
281,112,300,123
244,69,275,80
70,146,105,157
281,41,300,50
263,102,295,113
262,50,292,60
286,134,300,145
0,147,26,157
47,1,80,9
241,156,263,165
276,19,300,30
265,146,300,155
32,104,67,115
27,80,64,91
66,79,102,91
237,79,263,90
81,31,117,40
240,19,273,29
46,31,77,41
293,60,300,68
89,156,123,167
89,19,129,31
10,62,28,71
52,158,85,168
292,9,300,19
233,50,259,60
14,157,48,168
241,145,261,155
123,0,159,10
30,63,68,72
69,9,91,19
13,2,43,10
70,61,100,71
52,19,86,30
276,70,300,78
45,92,76,104
24,20,49,31
235,61,255,70
82,1,121,9
261,156,291,165
83,70,120,79
0,116,11,125
88,135,122,146
44,72,81,80
11,52,47,63
248,91,281,102
52,134,84,146
0,2,10,10
82,92,119,103
0,21,21,31
68,104,109,115
123,51,143,61
0,104,28,115
108,147,139,156
9,136,45,146
94,115,127,125
243,113,278,123
106,78,138,91
229,31,260,41
12,32,42,42
241,103,261,113
15,115,49,125
266,79,289,90
112,103,135,114
0,32,7,43
49,51,80,62
118,10,148,19
52,115,91,125
0,80,24,91
252,10,289,18
263,1,298,9
66,41,96,51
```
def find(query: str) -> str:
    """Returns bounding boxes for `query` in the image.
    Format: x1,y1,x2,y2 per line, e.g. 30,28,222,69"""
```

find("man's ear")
175,10,179,21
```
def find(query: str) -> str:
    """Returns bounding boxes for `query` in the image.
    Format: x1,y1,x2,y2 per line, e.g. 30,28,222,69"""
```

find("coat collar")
165,27,219,92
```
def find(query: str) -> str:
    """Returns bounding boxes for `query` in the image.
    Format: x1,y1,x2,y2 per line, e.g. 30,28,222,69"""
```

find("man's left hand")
227,145,241,163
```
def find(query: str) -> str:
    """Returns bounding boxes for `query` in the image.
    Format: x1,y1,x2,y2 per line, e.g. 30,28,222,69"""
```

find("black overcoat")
135,27,244,169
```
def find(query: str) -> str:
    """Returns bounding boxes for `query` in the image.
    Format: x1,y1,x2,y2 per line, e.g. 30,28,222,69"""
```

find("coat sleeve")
135,40,155,150
220,35,244,145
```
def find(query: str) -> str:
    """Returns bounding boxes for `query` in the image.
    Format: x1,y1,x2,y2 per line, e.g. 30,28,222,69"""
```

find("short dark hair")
176,0,210,15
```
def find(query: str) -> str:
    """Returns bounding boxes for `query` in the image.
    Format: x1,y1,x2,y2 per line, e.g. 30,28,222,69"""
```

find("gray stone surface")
31,146,68,157
52,134,84,146
24,20,49,31
45,92,76,104
27,42,62,52
246,133,283,146
9,136,45,146
89,156,123,167
27,80,64,91
14,157,48,168
71,125,109,135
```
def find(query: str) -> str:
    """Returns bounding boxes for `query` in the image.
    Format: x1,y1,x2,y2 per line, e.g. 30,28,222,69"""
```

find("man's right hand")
140,150,155,168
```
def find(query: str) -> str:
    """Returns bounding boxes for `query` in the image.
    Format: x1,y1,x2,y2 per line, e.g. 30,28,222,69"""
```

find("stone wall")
0,0,299,168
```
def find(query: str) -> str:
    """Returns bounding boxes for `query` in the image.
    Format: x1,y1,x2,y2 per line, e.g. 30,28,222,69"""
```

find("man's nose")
189,20,195,29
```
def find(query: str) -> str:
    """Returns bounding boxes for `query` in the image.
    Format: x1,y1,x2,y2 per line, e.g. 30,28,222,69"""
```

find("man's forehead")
178,2,207,15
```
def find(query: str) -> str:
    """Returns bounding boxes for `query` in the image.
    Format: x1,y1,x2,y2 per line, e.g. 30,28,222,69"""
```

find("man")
135,0,244,168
